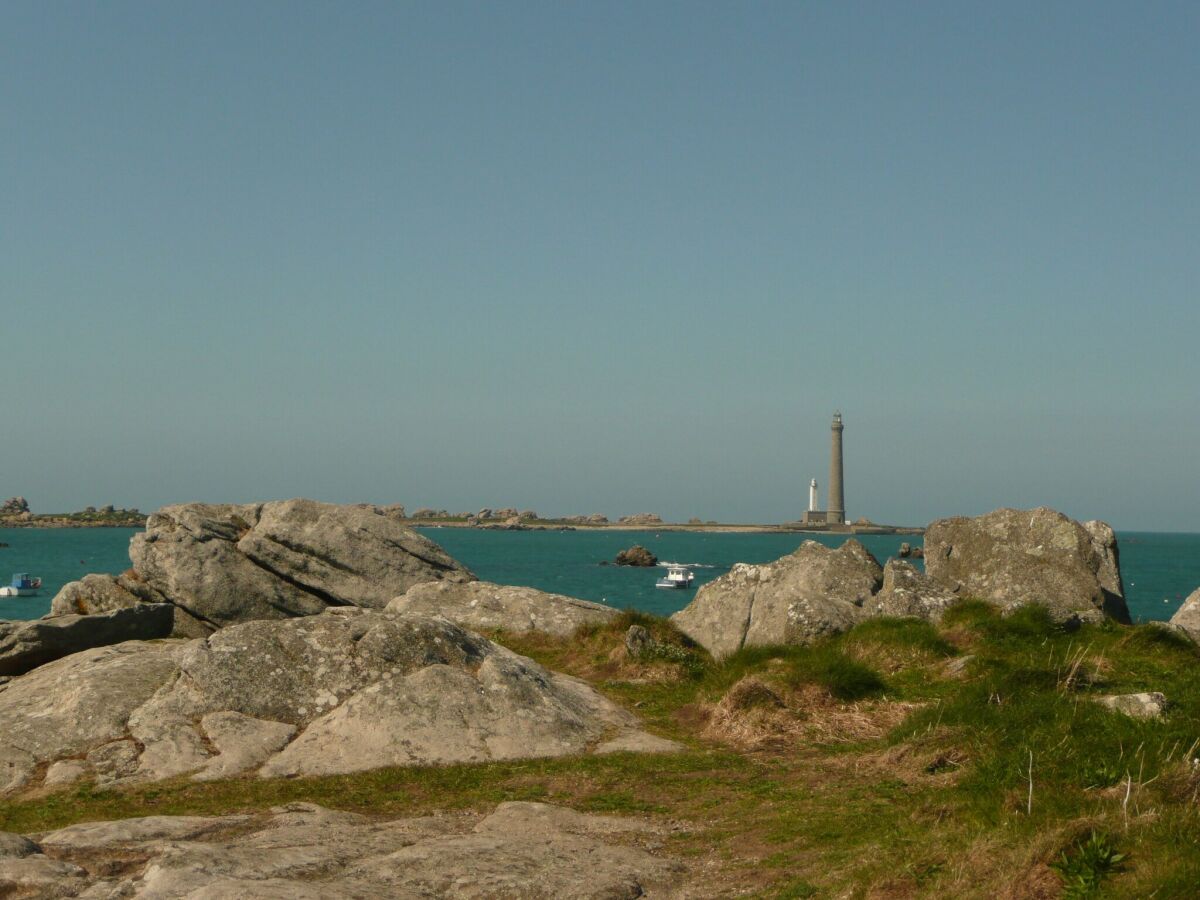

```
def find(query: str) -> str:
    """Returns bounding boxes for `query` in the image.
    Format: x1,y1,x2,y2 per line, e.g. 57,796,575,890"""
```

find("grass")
5,601,1200,896
1050,831,1127,898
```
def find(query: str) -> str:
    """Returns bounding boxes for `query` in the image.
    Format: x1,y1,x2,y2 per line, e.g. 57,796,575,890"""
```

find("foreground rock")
672,540,882,658
0,610,671,793
0,801,683,898
1169,587,1200,642
0,642,183,793
388,581,620,637
924,507,1129,624
864,560,958,623
52,499,475,634
616,545,658,567
0,605,174,677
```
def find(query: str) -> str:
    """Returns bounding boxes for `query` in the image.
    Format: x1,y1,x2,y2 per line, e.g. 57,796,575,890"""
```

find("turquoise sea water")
1,527,1197,624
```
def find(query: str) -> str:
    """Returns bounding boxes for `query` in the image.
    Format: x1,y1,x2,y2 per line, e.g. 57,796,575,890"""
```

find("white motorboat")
0,573,42,598
655,564,695,589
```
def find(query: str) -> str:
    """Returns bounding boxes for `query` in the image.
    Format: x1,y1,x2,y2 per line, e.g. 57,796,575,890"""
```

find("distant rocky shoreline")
1,497,921,533
0,515,147,529
403,507,923,535
0,498,146,530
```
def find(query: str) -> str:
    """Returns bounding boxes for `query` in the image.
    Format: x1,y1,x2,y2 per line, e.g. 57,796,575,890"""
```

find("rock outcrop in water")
0,801,684,898
615,545,658,567
51,499,475,634
671,540,883,658
0,609,673,794
388,580,619,636
923,507,1129,624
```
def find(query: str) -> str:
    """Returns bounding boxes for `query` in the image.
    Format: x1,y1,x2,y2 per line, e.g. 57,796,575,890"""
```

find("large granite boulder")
388,581,620,637
864,560,959,623
671,540,883,658
923,507,1130,624
2,801,683,898
0,610,672,793
1169,587,1200,642
0,605,174,677
117,498,474,630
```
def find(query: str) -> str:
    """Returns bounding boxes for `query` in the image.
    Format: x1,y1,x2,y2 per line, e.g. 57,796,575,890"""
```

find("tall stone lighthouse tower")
827,412,845,525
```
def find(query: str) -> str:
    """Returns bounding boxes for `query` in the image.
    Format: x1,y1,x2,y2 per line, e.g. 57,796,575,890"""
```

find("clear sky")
3,2,1197,530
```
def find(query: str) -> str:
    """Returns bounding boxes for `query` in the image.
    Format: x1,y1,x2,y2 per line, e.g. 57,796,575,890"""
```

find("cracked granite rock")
670,540,882,658
0,610,677,794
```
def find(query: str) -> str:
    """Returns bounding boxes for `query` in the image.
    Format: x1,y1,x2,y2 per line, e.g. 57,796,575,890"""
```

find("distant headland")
398,507,923,535
0,497,146,529
0,497,920,534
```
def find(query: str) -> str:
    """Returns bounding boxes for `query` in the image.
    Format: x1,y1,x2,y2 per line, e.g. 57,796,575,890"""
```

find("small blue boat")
0,573,42,598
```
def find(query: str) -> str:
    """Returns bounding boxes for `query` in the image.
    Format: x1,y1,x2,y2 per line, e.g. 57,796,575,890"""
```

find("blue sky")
3,2,1197,529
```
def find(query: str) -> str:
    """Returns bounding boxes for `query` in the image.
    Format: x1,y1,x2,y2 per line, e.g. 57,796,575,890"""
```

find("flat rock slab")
0,610,673,793
387,580,620,637
6,802,684,899
1097,692,1168,720
35,814,252,853
0,604,174,677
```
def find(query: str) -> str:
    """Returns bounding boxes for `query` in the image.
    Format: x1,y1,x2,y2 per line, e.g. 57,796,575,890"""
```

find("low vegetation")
0,506,146,527
4,603,1200,896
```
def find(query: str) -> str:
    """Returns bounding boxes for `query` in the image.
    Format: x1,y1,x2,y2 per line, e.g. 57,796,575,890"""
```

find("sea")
1,527,1197,624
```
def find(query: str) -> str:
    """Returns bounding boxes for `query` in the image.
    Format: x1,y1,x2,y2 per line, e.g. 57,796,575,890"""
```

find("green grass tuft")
846,616,957,658
1050,831,1127,898
784,647,888,701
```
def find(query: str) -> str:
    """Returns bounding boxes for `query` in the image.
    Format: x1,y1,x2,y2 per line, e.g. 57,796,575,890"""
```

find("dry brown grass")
701,675,920,750
851,729,969,785
488,616,703,687
925,817,1116,900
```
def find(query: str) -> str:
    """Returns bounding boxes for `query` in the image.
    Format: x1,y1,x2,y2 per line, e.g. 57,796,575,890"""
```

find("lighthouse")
827,411,845,525
808,479,819,513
